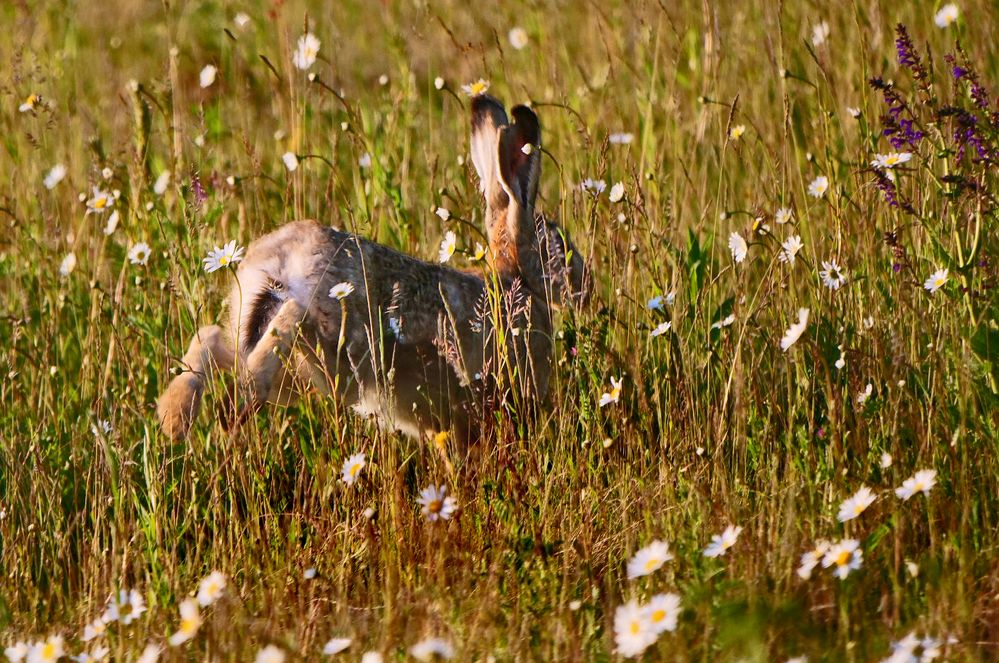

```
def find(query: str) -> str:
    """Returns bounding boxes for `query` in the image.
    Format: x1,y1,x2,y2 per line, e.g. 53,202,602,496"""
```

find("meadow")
1,0,998,660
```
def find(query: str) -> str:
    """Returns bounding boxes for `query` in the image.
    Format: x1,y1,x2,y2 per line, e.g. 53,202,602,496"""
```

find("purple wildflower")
191,172,208,207
894,25,926,80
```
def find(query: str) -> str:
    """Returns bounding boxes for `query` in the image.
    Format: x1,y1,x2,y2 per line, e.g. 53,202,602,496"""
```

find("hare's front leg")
242,299,311,405
157,325,234,441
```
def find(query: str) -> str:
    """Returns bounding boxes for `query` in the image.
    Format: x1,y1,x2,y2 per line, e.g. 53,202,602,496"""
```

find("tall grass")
1,1,996,660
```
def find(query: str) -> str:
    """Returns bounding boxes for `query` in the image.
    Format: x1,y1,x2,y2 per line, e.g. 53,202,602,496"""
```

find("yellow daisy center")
220,256,230,266
644,557,660,571
835,550,851,566
180,617,198,633
349,462,362,478
41,643,55,658
651,609,666,623
94,197,107,209
853,503,864,515
470,82,487,95
629,621,641,635
427,499,443,514
434,431,449,449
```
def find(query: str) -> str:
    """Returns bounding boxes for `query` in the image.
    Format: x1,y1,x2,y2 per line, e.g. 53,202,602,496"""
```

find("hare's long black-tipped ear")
470,95,509,208
497,104,541,209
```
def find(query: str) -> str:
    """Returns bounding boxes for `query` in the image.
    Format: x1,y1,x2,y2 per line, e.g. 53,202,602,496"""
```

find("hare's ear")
470,95,509,208
497,105,541,210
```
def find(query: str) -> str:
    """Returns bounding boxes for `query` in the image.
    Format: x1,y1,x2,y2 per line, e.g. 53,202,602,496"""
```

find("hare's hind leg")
157,325,234,441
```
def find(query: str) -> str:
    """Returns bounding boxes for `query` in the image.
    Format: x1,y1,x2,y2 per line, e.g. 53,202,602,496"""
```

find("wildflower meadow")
1,1,997,661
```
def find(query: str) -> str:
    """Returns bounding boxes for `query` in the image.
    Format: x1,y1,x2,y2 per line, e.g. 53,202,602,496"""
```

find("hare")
156,94,587,444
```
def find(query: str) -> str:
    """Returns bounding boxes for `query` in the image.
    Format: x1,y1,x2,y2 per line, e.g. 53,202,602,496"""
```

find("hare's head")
470,95,587,306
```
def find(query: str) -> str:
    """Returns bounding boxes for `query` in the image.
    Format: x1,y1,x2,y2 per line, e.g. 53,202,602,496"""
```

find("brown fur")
156,95,587,444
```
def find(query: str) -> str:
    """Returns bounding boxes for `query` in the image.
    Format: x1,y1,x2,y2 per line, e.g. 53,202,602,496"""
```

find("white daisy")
779,235,803,264
282,152,299,172
70,644,109,663
18,93,40,113
895,469,937,500
292,33,321,70
712,313,736,330
857,383,873,404
608,182,625,203
433,77,445,91
645,593,682,634
808,175,829,198
435,207,450,221
26,636,64,663
703,525,743,558
626,540,673,579
797,540,831,579
438,230,457,263
871,152,912,170
167,599,202,646
417,485,457,521
323,638,352,655
341,452,366,485
103,210,119,236
359,153,372,169
885,631,943,662
135,644,161,663
81,616,109,642
508,27,528,50
609,133,634,145
728,232,748,263
409,638,454,661
329,281,355,300
729,124,746,140
780,308,809,352
471,242,486,261
5,642,29,663
196,571,226,607
811,21,830,47
650,321,672,338
822,539,862,579
837,486,877,522
59,252,77,278
360,653,383,663
202,240,245,272
460,79,490,97
127,242,151,266
199,65,217,88
254,646,285,663
86,186,115,214
44,164,66,190
613,599,657,658
934,4,959,28
599,376,623,407
880,453,893,469
580,178,607,195
153,170,171,195
102,588,146,625
847,106,862,118
819,259,847,290
923,268,948,293
775,207,793,225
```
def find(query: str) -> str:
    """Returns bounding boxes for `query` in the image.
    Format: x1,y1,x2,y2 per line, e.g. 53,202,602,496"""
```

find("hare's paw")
156,372,204,441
